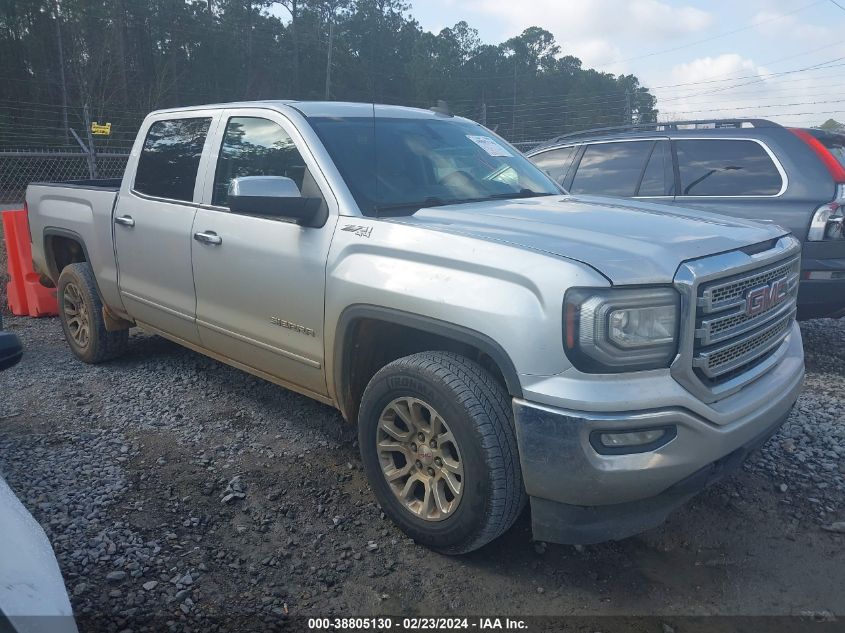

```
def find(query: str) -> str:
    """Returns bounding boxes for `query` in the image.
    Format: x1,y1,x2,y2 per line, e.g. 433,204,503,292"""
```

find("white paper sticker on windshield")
466,135,512,157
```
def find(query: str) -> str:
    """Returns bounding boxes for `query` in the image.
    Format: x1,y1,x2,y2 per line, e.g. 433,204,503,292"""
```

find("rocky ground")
0,316,843,632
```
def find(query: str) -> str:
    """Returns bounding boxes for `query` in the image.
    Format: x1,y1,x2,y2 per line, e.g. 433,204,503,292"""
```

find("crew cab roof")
146,100,454,121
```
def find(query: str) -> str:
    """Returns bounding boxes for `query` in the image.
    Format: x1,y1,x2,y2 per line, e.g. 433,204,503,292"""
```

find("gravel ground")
0,316,843,632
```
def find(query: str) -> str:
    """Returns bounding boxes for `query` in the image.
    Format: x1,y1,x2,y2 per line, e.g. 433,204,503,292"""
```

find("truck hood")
386,195,788,284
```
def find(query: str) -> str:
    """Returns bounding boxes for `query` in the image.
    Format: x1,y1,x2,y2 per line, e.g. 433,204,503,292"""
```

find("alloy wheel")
376,397,464,521
62,282,90,349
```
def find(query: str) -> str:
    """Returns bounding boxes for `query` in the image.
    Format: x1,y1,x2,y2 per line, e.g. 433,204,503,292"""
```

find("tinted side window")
134,118,211,202
676,139,782,196
637,141,672,196
570,141,654,197
531,146,577,184
212,117,313,207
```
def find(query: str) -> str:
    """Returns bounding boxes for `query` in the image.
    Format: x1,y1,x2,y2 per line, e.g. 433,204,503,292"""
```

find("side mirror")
227,176,323,226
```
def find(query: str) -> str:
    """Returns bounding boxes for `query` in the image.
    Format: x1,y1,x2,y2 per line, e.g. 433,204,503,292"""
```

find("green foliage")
0,0,657,147
818,119,844,132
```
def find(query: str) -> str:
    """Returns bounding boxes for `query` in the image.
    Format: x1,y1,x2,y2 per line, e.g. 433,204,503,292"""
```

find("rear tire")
57,263,128,363
358,351,526,554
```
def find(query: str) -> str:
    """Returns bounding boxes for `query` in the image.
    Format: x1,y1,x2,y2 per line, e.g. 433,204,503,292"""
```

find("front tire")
358,351,526,554
57,262,128,363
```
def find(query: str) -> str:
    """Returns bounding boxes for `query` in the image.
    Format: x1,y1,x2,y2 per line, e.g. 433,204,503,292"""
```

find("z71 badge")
341,224,373,238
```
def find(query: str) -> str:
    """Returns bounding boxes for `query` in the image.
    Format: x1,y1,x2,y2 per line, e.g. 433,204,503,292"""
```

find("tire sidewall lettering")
385,375,435,400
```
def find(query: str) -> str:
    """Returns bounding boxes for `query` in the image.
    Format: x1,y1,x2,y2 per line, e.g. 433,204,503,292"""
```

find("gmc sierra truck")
26,101,805,554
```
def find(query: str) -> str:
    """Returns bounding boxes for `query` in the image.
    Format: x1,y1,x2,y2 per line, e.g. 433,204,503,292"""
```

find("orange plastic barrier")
2,209,58,317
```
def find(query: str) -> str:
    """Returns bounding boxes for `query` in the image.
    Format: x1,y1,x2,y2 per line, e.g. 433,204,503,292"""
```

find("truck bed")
38,178,123,191
26,181,124,311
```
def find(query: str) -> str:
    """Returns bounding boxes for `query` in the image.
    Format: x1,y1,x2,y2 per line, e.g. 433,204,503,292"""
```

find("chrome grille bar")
695,267,799,346
693,308,795,378
671,234,802,405
699,257,801,315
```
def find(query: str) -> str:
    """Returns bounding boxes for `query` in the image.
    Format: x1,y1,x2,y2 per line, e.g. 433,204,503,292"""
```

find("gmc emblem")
745,276,789,317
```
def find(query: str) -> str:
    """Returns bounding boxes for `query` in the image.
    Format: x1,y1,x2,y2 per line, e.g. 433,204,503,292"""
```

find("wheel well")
337,316,517,423
45,235,87,281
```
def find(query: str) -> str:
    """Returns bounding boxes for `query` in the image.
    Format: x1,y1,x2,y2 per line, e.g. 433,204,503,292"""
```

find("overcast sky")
409,0,845,127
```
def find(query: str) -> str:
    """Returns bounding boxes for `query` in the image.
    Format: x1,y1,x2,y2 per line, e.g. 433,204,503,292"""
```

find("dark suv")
527,119,845,319
0,314,23,370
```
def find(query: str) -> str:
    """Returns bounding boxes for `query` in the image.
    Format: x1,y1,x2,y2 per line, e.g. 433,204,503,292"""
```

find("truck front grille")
695,309,793,379
672,235,801,403
693,255,799,385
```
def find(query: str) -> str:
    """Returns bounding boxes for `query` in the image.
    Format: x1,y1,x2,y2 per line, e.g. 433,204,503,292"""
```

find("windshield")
309,115,562,216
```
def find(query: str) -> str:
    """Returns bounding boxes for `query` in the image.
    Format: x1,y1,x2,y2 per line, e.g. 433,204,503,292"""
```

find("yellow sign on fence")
91,122,111,135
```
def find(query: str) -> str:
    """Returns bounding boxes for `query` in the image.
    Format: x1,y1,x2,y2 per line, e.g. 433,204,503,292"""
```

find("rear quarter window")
134,117,212,202
675,139,782,196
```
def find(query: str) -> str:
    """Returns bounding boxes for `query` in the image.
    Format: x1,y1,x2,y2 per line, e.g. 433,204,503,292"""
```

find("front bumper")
799,246,845,319
525,409,791,544
797,276,845,319
512,330,804,545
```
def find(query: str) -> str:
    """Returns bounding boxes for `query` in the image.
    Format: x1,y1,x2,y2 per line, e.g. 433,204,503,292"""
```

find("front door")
115,114,218,344
191,110,338,397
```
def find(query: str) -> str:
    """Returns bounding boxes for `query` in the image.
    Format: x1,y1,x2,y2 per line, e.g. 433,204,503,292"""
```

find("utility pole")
624,88,632,125
83,104,98,179
512,58,517,141
53,0,69,146
325,18,334,100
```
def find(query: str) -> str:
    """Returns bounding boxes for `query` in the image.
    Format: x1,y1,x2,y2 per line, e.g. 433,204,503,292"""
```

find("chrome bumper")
512,323,804,544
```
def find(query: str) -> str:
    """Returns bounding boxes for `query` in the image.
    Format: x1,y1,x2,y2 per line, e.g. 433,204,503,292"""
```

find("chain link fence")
0,141,545,207
509,140,546,152
0,150,130,205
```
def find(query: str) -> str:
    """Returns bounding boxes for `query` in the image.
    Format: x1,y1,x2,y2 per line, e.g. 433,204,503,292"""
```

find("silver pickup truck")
26,101,805,554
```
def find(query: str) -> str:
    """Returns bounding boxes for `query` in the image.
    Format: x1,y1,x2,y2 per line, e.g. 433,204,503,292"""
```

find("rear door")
566,138,673,198
191,108,339,398
115,112,219,343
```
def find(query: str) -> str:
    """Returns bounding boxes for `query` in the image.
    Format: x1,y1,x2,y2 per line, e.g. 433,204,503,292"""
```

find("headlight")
564,287,680,373
808,202,844,241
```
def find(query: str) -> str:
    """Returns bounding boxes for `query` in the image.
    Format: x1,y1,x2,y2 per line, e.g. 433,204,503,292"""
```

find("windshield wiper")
484,188,555,200
372,190,555,217
373,196,455,216
453,189,556,205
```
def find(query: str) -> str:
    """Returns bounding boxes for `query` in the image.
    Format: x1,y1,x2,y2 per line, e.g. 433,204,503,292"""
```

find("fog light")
600,429,665,447
590,426,676,455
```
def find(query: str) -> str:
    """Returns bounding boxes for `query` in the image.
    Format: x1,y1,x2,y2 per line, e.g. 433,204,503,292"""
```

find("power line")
657,57,845,104
424,46,845,109
645,43,845,91
595,0,824,69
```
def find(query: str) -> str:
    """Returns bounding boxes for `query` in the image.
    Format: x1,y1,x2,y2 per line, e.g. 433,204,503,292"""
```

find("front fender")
323,218,609,407
334,304,524,398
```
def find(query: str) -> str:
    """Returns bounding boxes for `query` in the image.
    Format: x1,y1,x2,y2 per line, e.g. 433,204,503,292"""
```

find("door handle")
114,215,135,227
194,231,222,245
